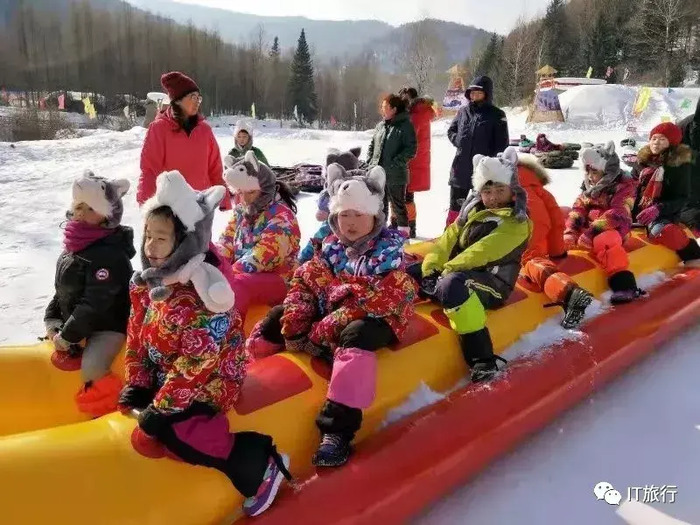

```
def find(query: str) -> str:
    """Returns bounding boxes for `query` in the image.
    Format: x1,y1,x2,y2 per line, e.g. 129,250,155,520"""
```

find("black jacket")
45,226,136,343
447,76,509,190
678,101,700,206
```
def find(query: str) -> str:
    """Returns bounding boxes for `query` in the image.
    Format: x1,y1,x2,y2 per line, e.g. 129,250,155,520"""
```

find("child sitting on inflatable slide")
299,147,363,264
246,163,417,467
45,171,134,418
218,151,301,320
632,122,700,266
516,152,594,328
564,142,644,304
412,147,531,382
118,171,291,517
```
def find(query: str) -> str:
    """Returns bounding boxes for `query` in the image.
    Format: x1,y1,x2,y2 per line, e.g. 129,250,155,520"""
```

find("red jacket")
137,108,230,208
407,98,436,193
518,158,566,262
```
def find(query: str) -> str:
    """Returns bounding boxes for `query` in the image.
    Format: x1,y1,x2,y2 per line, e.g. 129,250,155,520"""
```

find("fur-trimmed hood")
517,154,550,187
637,143,693,168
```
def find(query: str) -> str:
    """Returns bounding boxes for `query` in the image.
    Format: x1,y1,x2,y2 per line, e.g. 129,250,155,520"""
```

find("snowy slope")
1,85,699,523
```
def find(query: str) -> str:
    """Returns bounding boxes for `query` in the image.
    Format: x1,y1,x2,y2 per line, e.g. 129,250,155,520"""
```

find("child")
516,153,594,328
45,171,134,417
118,171,290,517
218,151,301,319
632,122,700,265
246,164,417,467
415,147,531,382
228,120,269,165
299,147,362,264
564,142,642,303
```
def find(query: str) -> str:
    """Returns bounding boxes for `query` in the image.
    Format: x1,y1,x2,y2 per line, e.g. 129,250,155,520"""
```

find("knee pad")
444,292,486,335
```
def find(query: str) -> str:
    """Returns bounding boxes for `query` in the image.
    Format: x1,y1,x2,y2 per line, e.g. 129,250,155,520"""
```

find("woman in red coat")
137,71,230,209
400,87,436,238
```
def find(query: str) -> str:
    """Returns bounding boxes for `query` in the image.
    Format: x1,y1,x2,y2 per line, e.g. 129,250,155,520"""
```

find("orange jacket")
518,156,566,262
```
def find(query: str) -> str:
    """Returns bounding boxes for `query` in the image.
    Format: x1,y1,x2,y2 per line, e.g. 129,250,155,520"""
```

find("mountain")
366,19,491,72
124,0,394,59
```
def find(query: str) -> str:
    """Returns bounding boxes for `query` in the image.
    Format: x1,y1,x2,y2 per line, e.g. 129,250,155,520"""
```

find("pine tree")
474,33,501,77
581,12,617,79
287,29,318,123
541,0,573,74
270,36,280,58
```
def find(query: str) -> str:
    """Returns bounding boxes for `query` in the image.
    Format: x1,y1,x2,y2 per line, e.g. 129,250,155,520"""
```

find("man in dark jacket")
446,75,509,226
677,98,700,230
367,94,417,236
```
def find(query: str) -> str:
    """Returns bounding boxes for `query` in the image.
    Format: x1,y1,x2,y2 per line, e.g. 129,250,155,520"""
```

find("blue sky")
173,0,552,34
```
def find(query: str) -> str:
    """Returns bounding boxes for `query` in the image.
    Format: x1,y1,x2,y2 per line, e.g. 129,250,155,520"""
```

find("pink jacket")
137,109,230,208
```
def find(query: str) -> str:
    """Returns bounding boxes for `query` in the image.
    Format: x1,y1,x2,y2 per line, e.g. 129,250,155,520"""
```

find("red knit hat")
649,122,682,146
160,71,199,102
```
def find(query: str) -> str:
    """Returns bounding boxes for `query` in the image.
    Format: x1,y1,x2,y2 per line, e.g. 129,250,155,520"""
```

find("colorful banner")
330,115,337,126
680,98,692,110
83,97,97,119
442,88,467,110
251,102,256,119
534,89,562,112
632,87,652,117
58,94,65,110
586,66,593,79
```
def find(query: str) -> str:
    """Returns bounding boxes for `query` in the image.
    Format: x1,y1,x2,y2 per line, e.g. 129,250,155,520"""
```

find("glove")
421,253,443,277
577,232,594,251
52,332,71,352
636,205,659,226
284,336,329,358
420,273,440,298
118,385,156,413
137,405,170,438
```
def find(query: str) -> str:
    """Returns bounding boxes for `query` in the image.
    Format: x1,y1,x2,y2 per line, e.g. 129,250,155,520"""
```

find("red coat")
407,98,436,193
137,108,230,208
517,158,566,262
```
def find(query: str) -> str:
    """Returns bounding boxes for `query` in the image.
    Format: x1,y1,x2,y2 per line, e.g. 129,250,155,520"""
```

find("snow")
0,83,699,523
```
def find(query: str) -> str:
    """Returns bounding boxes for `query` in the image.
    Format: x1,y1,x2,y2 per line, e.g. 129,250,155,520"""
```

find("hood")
103,225,136,259
386,111,410,125
517,155,550,187
409,97,436,117
637,143,692,168
465,75,493,104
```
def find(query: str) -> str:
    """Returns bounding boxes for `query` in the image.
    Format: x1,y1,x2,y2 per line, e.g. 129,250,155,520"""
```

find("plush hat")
137,171,234,313
580,141,623,197
326,147,361,172
327,163,386,217
71,170,130,228
223,150,276,218
649,122,683,147
326,163,387,257
233,119,254,138
458,147,527,225
160,71,199,102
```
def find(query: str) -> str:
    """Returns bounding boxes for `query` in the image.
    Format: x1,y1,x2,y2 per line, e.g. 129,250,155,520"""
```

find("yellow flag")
632,87,652,117
586,66,593,79
660,115,671,123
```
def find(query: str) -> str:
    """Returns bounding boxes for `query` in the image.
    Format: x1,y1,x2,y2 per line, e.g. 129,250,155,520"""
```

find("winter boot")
75,372,123,418
459,328,507,383
312,433,352,467
676,239,700,267
560,287,594,329
242,450,292,517
409,220,417,239
608,270,645,305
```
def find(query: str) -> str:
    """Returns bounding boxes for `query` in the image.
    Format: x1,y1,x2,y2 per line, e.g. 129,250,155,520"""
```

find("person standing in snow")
367,94,417,237
137,71,230,209
677,99,700,231
120,171,291,517
46,171,135,418
399,87,437,238
447,75,509,226
228,120,270,166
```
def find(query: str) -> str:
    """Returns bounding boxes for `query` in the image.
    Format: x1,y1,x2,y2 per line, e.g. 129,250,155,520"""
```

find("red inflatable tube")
250,270,700,525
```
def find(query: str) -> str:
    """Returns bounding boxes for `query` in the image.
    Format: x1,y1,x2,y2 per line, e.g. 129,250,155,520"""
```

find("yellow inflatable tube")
0,235,681,525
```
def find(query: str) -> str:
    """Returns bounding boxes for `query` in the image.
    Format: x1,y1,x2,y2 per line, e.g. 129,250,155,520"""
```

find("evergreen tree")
541,0,573,74
287,29,318,123
270,36,280,59
474,33,502,78
580,11,617,78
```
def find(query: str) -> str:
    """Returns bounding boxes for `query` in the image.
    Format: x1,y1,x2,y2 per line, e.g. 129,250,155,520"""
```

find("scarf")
637,152,665,210
328,211,386,260
63,220,112,253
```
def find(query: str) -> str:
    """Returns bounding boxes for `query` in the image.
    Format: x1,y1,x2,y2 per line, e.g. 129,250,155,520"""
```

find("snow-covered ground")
0,84,699,523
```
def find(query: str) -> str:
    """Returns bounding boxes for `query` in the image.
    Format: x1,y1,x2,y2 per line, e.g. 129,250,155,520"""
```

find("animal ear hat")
71,170,130,228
